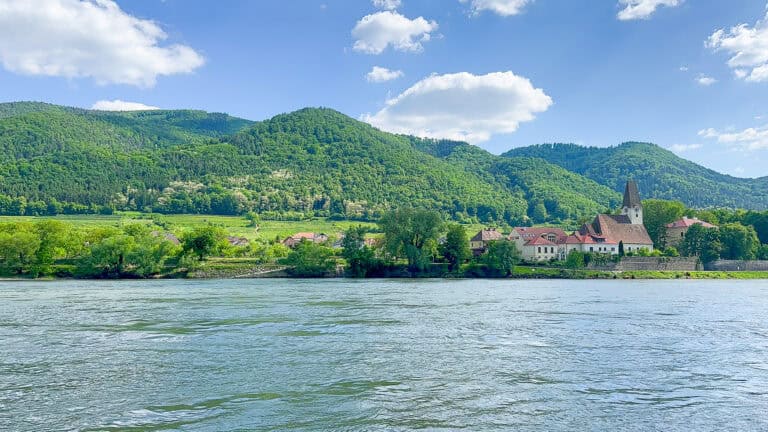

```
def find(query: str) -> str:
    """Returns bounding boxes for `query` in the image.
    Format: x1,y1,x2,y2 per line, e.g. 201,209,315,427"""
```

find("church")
563,180,654,256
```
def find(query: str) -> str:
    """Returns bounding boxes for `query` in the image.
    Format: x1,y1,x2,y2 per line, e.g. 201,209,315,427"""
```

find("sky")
1,0,768,178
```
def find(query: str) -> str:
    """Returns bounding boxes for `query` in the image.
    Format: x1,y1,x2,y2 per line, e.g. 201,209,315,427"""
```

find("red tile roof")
525,236,558,246
665,217,717,229
510,227,568,244
591,214,652,245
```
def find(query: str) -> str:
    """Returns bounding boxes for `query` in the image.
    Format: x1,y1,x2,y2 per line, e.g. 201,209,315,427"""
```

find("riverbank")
4,266,768,281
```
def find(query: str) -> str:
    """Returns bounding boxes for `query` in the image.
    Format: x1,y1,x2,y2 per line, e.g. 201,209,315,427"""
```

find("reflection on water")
1,279,767,431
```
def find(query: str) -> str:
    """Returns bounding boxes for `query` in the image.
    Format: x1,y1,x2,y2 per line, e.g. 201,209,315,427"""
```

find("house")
509,227,568,261
469,228,504,255
665,217,717,247
564,181,654,256
283,232,330,248
227,236,250,247
151,231,181,246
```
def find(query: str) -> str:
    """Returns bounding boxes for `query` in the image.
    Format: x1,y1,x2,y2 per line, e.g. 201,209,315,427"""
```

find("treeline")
0,209,523,279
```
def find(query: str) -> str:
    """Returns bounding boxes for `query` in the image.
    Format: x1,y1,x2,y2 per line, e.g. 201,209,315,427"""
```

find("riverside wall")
589,257,700,271
705,260,768,271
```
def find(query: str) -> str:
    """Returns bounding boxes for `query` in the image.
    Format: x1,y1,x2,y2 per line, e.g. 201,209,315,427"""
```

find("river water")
1,279,767,431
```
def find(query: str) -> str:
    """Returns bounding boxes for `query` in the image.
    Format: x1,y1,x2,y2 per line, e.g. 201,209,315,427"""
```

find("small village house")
665,217,717,247
508,227,568,262
469,228,504,255
283,232,330,248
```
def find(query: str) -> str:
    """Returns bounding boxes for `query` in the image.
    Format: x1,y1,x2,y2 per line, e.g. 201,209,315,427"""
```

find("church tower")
621,180,643,225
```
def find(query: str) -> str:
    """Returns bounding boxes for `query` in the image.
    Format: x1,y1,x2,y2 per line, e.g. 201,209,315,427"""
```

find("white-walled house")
509,227,568,262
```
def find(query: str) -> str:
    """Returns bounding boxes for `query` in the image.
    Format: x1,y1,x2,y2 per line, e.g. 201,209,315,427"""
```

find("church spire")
621,180,643,225
623,180,641,209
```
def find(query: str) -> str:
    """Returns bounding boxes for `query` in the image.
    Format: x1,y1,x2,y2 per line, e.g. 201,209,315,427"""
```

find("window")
547,234,556,242
538,247,541,253
590,247,594,252
612,247,615,251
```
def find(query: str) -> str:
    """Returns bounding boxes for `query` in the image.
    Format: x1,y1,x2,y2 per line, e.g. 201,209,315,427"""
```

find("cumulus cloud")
706,9,768,82
362,71,553,143
0,0,204,87
617,0,682,21
696,74,717,86
372,0,401,10
459,0,531,16
366,66,404,83
352,11,438,54
699,125,768,151
667,143,702,153
91,100,160,111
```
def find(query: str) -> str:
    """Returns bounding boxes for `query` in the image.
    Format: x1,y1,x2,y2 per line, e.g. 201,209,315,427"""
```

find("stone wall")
705,260,768,271
589,257,700,271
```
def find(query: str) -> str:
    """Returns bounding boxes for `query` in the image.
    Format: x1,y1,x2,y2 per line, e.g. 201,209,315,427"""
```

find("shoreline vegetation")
1,210,768,281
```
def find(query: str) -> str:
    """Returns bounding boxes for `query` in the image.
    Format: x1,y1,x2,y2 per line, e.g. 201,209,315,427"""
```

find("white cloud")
706,9,768,82
0,0,204,87
91,100,159,111
366,66,404,83
617,0,682,21
362,71,553,143
459,0,530,16
372,0,401,10
696,74,717,86
352,11,438,54
679,66,689,71
699,125,768,150
667,143,702,153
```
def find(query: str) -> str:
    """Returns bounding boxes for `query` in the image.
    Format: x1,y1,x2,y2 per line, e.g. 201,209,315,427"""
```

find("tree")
530,201,548,223
379,208,444,272
34,220,74,275
341,226,378,277
679,224,721,263
441,224,470,272
643,199,685,248
88,234,136,276
0,229,41,274
281,239,336,277
182,226,227,261
719,223,759,260
481,240,520,277
618,241,625,257
565,250,586,269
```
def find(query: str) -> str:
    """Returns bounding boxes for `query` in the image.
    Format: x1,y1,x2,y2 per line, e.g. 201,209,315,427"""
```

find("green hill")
503,142,768,209
0,102,620,224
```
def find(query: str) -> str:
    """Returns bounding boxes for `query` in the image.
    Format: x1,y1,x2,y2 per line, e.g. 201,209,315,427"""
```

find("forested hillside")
0,103,617,224
6,102,751,224
503,142,768,209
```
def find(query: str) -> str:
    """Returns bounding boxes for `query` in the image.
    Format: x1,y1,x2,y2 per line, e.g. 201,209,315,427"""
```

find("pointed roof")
471,229,504,242
623,180,642,208
593,214,652,245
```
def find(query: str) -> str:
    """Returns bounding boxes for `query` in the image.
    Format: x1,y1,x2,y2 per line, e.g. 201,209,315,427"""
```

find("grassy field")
0,213,382,241
0,213,494,242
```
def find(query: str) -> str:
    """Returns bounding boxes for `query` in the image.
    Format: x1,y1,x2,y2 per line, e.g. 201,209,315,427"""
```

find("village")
279,180,719,265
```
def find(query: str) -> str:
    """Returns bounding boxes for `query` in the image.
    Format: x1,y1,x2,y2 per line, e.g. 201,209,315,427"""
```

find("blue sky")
1,0,768,177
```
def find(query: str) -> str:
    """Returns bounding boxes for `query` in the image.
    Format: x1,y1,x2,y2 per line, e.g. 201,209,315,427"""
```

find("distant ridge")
503,142,768,209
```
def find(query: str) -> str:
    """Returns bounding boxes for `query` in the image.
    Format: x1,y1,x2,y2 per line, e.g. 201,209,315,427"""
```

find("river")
1,279,767,431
